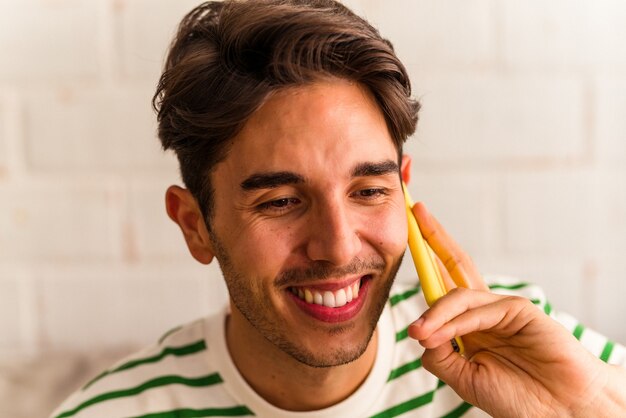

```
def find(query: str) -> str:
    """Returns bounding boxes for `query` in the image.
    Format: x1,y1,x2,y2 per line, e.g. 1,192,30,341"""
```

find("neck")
225,306,378,411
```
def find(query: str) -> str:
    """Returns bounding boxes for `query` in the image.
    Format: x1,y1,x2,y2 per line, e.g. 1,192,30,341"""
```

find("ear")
165,185,215,264
400,154,412,185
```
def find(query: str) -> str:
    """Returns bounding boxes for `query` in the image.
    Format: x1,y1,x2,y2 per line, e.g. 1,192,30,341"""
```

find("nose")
305,198,362,266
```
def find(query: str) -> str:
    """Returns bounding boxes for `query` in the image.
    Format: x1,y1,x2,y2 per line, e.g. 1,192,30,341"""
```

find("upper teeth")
292,280,361,308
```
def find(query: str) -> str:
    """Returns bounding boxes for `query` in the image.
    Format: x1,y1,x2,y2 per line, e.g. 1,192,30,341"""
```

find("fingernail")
412,317,425,328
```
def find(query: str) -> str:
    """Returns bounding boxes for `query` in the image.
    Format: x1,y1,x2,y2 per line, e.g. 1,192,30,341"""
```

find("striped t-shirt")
51,276,626,418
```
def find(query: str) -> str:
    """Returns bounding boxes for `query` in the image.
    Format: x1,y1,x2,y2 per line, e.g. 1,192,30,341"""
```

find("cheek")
362,206,407,255
227,222,297,276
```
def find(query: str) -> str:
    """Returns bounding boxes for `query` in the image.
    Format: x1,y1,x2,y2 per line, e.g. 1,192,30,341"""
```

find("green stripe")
600,340,615,363
388,357,422,381
370,380,446,418
369,387,435,418
55,374,223,418
573,323,585,340
530,298,552,315
543,302,552,315
396,326,409,342
440,402,474,418
131,406,254,418
158,325,183,344
84,340,207,389
439,402,473,418
489,282,530,291
389,285,421,307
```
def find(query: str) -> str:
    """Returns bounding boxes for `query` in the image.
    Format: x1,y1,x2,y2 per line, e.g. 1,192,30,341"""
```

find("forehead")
215,80,398,182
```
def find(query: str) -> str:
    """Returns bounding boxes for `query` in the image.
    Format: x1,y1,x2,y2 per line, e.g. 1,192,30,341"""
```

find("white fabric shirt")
51,276,626,418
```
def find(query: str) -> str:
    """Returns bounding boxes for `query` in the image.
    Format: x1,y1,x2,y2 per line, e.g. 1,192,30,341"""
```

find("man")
53,1,626,417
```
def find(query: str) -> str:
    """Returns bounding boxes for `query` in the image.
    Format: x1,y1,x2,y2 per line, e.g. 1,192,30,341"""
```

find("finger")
420,344,472,389
412,202,488,291
408,287,505,341
414,293,537,349
434,251,468,291
433,249,457,291
420,345,483,409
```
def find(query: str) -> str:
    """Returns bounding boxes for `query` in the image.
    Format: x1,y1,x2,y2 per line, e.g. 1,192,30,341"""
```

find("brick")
500,0,593,71
478,256,588,324
590,259,626,343
0,277,22,350
39,264,227,350
503,170,602,257
594,171,626,258
0,89,22,176
0,181,118,261
411,75,585,162
126,179,194,261
115,0,207,80
504,170,626,259
0,100,6,174
0,1,100,82
364,0,495,72
24,86,178,172
587,0,626,69
0,267,40,356
595,78,626,165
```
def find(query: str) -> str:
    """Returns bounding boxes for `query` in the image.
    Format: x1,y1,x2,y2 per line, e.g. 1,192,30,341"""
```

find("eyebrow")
351,160,399,177
240,160,399,191
240,171,305,191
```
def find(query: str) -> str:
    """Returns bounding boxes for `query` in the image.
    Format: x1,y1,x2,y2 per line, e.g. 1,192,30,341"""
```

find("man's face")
208,79,408,367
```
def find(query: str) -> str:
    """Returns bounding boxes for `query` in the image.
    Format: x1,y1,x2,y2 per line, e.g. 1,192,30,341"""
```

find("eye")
257,197,301,213
354,188,388,199
269,198,294,208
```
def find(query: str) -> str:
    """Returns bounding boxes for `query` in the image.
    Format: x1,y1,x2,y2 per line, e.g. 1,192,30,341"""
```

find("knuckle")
444,255,462,271
423,227,438,242
446,286,468,298
504,295,533,310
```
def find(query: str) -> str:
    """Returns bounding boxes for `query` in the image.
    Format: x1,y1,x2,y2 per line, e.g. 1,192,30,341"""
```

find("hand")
407,202,626,417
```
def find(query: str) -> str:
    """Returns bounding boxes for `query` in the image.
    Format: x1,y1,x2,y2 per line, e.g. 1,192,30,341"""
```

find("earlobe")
401,154,412,185
165,185,215,264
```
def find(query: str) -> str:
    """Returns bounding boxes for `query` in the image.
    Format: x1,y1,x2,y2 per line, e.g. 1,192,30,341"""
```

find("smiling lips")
287,276,370,323
290,279,360,308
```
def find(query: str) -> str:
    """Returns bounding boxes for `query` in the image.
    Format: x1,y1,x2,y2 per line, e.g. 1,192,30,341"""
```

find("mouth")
286,275,372,323
289,277,363,308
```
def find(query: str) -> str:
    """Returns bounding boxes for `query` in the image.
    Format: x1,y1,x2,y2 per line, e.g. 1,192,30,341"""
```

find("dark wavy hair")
152,0,419,223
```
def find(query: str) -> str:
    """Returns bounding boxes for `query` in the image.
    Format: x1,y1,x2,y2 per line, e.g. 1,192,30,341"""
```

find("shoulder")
50,314,237,418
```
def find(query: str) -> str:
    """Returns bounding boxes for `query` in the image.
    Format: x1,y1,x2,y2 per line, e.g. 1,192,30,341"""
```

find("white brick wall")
116,0,209,80
0,277,22,350
24,86,174,172
38,264,226,350
1,0,626,413
0,99,6,174
503,169,600,257
126,178,196,261
500,0,593,72
595,78,626,165
0,0,101,82
365,0,496,73
0,180,119,261
409,74,587,162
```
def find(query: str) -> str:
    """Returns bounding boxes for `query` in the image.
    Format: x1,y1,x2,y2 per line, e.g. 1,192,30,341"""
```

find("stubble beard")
209,230,404,368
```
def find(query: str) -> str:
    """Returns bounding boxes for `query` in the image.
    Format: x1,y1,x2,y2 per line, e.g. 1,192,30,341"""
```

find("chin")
281,330,374,368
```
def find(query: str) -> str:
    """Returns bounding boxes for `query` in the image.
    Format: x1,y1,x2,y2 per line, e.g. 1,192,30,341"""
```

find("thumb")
421,344,477,404
421,344,464,381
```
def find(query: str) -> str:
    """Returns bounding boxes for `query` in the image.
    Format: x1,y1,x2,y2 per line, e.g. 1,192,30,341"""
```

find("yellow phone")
403,183,464,354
